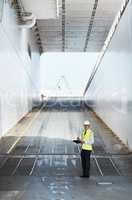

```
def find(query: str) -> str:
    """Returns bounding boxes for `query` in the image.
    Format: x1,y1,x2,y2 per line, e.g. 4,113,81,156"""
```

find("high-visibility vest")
81,129,93,151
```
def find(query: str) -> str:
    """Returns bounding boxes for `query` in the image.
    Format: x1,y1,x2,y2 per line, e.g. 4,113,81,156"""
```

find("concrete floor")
0,104,132,200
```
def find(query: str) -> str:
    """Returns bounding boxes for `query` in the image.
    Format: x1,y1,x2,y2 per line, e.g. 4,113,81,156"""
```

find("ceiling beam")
83,0,99,52
32,22,43,54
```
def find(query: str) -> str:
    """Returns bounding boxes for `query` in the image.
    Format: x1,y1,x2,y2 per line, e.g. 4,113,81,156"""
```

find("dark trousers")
81,150,91,177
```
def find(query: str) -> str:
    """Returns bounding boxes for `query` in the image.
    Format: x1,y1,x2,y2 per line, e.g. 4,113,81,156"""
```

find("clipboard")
73,139,81,144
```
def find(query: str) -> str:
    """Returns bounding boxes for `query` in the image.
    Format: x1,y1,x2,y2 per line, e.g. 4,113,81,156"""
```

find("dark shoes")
80,175,90,178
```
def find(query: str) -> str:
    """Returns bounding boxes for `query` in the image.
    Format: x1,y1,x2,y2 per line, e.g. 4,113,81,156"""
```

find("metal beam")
83,0,99,52
62,0,66,52
32,22,43,54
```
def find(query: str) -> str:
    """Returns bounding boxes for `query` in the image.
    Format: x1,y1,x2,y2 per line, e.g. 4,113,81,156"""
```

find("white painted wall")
40,52,98,97
22,0,57,19
0,1,40,136
85,0,132,149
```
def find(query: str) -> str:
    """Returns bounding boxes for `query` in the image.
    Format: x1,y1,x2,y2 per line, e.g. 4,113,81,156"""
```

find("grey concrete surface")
0,176,132,200
0,105,132,199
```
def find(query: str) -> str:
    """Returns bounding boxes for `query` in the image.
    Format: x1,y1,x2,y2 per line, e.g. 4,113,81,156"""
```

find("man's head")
83,120,90,130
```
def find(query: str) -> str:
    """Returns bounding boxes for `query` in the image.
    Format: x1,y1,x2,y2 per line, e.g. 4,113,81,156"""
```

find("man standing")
77,120,94,178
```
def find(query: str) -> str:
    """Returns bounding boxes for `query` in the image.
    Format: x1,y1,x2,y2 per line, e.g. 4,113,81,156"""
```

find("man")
77,120,94,178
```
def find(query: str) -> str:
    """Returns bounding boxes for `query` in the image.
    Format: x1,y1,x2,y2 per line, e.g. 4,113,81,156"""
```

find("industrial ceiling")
21,0,123,52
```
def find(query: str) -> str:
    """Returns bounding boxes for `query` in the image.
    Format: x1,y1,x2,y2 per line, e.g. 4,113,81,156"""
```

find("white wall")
31,51,41,107
0,1,40,136
85,0,132,149
40,52,98,97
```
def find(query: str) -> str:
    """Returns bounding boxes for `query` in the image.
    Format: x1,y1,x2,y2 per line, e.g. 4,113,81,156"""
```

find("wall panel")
85,0,132,149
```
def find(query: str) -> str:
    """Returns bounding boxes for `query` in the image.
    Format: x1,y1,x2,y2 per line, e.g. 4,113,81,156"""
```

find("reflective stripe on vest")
81,129,93,151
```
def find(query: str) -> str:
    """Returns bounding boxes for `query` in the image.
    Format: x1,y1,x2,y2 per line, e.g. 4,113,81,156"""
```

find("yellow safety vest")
81,129,93,151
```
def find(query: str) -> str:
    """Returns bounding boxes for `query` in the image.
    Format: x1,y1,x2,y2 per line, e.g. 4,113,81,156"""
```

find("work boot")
80,175,89,178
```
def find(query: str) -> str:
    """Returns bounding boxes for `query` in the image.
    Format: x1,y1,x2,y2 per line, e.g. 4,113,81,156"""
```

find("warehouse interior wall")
0,1,40,137
85,0,132,150
40,53,98,97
